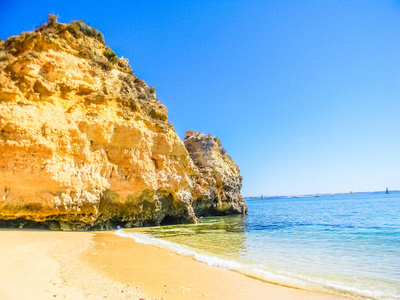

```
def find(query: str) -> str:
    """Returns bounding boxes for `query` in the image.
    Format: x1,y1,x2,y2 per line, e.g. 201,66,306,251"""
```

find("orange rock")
0,15,247,230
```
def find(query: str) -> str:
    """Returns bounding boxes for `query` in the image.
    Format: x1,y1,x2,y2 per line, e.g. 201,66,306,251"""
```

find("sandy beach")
0,230,347,300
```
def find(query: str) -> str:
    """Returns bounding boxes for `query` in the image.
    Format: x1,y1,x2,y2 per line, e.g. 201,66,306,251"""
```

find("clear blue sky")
1,1,400,196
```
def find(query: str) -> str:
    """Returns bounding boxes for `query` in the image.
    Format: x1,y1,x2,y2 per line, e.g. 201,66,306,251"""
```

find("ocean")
115,192,400,299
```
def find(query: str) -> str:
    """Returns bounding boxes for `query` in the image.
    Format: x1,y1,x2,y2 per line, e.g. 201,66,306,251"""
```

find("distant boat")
386,188,389,194
315,191,320,197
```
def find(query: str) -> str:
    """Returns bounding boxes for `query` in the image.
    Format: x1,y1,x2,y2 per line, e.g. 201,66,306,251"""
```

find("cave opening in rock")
0,218,50,229
160,215,181,225
88,218,128,230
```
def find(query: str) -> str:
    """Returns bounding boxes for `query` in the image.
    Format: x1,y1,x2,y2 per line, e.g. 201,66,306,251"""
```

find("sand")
0,230,348,300
0,230,139,300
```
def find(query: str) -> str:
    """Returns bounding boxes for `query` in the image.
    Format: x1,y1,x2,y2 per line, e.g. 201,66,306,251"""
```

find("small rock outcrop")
0,15,247,230
185,130,247,216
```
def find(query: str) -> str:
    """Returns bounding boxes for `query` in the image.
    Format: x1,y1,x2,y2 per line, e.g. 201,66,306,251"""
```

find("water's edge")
114,230,365,300
113,193,400,300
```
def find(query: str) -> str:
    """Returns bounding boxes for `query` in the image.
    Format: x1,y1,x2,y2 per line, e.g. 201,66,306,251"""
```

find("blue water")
117,192,400,299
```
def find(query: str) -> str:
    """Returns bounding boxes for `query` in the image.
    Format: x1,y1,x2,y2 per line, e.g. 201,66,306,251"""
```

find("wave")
114,230,242,269
114,230,400,299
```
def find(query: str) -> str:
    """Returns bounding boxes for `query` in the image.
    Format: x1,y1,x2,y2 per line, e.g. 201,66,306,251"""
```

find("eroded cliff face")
184,130,247,216
0,16,247,230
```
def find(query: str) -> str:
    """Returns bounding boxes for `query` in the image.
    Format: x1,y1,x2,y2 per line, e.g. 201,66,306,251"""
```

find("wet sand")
0,230,347,300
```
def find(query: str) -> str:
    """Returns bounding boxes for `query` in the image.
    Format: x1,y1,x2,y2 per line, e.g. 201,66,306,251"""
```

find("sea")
115,192,400,300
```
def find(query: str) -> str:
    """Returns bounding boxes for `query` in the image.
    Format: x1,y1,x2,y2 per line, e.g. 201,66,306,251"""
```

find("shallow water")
117,192,400,299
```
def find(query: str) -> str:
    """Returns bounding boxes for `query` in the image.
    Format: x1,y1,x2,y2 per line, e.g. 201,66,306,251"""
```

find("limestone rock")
184,130,248,216
0,15,247,230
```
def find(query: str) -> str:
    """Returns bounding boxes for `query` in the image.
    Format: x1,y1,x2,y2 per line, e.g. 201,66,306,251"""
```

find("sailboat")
386,187,389,194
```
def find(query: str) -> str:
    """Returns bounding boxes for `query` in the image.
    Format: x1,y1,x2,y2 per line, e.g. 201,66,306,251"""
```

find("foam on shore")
115,229,386,299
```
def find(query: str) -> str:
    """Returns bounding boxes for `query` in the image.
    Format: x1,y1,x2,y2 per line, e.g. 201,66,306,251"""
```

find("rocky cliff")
0,15,247,230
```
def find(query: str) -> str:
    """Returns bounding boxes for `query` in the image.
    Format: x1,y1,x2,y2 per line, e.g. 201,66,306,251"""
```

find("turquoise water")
116,192,400,299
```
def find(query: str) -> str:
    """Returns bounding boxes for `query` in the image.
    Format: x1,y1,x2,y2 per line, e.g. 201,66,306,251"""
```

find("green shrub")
103,46,118,64
66,20,105,45
76,21,105,44
67,25,81,38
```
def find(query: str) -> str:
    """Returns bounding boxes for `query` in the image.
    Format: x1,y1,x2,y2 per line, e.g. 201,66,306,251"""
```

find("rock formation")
184,130,247,216
0,15,247,230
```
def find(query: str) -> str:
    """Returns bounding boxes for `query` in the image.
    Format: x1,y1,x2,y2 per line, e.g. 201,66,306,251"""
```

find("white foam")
114,230,399,300
193,253,243,270
114,230,243,270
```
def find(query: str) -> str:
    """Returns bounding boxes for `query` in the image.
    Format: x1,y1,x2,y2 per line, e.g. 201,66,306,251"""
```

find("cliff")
184,130,246,216
0,15,247,230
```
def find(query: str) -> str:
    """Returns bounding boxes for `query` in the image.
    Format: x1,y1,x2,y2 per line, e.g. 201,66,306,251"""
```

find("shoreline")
88,232,348,300
0,229,348,299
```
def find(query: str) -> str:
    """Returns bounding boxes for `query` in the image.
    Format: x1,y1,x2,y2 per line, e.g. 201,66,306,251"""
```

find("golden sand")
0,230,139,300
0,230,347,299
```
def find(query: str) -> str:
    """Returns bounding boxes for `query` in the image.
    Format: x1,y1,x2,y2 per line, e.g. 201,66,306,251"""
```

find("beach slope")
0,230,346,300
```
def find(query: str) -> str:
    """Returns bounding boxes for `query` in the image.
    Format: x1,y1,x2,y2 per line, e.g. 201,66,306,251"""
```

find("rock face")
0,16,247,230
184,130,247,216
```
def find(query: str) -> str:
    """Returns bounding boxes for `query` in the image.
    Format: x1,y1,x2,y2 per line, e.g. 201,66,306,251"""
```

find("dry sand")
0,230,139,300
0,230,348,300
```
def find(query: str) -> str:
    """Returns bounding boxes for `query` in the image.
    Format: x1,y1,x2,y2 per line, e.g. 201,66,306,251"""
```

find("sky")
1,0,400,196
